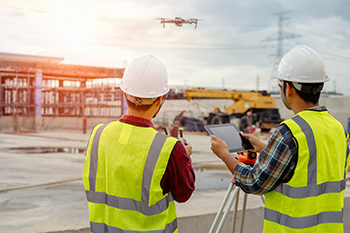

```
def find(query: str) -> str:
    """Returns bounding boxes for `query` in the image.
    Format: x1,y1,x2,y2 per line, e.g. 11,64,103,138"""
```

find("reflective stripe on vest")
265,208,343,229
273,116,347,198
264,112,349,231
346,131,350,177
86,123,177,233
89,123,110,192
90,218,177,233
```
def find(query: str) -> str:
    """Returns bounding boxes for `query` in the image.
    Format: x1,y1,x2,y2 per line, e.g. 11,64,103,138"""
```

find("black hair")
284,81,323,104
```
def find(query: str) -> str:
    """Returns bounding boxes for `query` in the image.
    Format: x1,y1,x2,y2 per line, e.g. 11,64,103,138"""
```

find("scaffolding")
0,53,125,132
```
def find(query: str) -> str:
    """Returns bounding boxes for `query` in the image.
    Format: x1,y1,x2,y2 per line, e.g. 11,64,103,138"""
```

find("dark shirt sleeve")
161,141,195,203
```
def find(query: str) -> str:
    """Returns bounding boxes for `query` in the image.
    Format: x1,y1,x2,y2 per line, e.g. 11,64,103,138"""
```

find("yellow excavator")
184,88,282,132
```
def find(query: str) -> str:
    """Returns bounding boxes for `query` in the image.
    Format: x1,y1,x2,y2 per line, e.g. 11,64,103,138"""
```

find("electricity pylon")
261,11,301,91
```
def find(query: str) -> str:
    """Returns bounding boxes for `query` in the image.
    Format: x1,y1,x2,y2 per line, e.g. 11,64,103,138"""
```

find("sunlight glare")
69,26,85,43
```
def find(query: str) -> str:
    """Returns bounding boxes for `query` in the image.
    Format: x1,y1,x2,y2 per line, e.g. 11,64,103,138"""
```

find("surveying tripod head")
236,150,257,166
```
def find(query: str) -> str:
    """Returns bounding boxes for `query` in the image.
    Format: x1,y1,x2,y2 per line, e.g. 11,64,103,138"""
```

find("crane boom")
185,88,266,101
184,88,276,114
183,88,281,132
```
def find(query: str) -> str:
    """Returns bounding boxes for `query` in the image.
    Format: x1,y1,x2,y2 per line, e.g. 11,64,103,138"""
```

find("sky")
0,0,349,94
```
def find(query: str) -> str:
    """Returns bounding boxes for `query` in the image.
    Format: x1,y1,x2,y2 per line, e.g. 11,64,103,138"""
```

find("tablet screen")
205,123,245,153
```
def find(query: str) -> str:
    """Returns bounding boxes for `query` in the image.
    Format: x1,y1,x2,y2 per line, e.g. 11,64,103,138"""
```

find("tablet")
205,123,253,153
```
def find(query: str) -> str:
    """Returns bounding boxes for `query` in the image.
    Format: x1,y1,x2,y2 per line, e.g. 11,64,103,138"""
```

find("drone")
159,17,198,29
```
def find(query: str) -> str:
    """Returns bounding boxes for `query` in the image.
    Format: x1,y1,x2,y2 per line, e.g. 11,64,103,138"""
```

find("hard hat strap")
278,79,292,110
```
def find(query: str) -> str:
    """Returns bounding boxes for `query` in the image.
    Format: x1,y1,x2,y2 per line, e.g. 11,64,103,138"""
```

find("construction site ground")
1,130,350,233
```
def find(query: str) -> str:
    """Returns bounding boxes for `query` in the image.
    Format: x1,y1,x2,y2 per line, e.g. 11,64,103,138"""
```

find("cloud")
0,0,349,94
6,8,25,17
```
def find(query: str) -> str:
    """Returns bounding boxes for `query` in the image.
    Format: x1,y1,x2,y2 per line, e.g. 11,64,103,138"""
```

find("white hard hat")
120,55,169,98
272,45,330,83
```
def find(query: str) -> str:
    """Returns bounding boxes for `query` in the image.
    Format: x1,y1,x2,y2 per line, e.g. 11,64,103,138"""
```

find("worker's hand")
180,138,193,156
210,135,239,175
239,132,266,153
210,135,230,160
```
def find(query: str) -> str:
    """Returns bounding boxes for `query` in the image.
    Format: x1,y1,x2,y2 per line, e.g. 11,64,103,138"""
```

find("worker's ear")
154,96,162,106
285,82,295,97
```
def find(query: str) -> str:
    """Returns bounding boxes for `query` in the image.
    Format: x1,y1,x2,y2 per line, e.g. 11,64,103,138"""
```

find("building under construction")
0,52,125,133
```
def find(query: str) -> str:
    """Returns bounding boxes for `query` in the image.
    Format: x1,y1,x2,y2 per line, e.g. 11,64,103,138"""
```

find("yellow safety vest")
82,121,179,233
264,110,350,233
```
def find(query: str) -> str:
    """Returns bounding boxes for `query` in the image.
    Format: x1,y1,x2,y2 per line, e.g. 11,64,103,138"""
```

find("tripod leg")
239,192,248,233
260,195,265,204
232,188,240,232
215,186,240,233
209,183,235,233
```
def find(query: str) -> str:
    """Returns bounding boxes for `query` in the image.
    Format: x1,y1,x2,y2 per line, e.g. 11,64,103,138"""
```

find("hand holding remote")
239,132,254,150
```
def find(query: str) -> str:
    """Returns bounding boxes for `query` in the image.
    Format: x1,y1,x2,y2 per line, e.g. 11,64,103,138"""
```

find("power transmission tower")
261,11,301,91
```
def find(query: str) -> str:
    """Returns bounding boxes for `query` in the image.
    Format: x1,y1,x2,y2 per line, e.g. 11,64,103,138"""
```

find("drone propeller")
155,17,170,20
154,18,169,28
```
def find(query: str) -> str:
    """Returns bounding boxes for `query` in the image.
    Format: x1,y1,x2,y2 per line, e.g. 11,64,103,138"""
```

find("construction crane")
184,88,282,132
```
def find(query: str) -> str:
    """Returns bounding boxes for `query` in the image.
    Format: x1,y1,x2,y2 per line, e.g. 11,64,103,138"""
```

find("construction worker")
82,55,195,233
210,45,350,232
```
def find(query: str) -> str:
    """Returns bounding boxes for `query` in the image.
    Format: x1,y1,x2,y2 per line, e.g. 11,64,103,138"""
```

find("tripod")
208,178,265,233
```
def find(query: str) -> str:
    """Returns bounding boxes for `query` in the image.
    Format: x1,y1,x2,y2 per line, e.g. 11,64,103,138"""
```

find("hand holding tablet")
205,123,254,152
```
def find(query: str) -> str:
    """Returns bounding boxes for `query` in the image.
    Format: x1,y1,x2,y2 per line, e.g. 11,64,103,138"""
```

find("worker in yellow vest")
210,45,350,232
82,55,195,233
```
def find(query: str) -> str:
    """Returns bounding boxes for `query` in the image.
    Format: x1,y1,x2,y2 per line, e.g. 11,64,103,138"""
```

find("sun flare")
69,26,85,43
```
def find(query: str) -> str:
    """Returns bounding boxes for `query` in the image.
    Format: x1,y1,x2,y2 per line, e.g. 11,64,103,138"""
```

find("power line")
322,56,350,63
320,51,350,61
153,45,270,51
0,28,276,51
328,73,350,78
287,26,350,44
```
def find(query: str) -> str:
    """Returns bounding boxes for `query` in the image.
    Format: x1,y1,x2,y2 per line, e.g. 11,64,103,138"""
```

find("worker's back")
82,121,178,232
264,109,349,232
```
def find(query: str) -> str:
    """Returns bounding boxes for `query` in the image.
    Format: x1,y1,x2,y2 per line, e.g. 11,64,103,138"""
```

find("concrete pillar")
80,80,85,117
59,80,64,115
0,75,4,116
34,70,42,131
34,70,42,117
